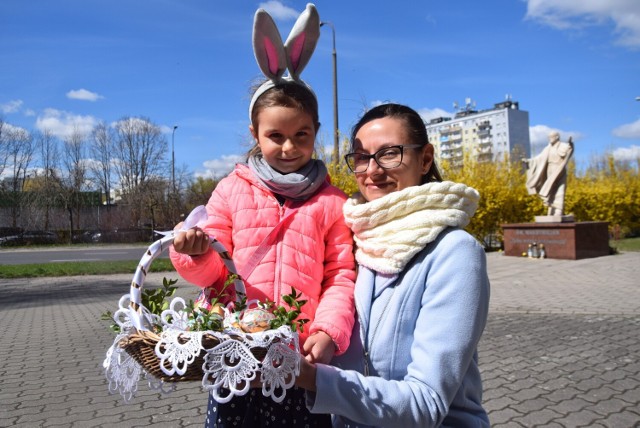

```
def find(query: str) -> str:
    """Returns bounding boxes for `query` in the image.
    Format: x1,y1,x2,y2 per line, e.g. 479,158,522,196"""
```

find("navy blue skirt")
204,387,331,428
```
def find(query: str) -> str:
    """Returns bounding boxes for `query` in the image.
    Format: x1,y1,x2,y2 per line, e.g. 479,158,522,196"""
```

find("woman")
296,103,490,427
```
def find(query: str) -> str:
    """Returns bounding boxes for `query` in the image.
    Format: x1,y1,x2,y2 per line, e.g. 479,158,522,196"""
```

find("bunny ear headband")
249,3,320,120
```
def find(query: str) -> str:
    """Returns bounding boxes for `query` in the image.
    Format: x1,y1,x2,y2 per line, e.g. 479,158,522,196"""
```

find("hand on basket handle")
170,205,211,256
173,225,210,256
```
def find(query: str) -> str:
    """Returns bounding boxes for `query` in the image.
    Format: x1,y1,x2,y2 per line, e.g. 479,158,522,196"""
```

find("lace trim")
103,295,300,403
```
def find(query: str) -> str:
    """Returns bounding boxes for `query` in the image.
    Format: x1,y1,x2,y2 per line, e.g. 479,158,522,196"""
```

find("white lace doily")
103,294,300,403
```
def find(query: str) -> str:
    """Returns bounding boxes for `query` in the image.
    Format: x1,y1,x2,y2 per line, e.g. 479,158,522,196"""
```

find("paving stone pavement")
0,251,639,427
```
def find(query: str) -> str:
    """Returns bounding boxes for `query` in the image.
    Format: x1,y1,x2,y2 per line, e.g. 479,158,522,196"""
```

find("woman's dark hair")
247,81,320,158
349,103,443,183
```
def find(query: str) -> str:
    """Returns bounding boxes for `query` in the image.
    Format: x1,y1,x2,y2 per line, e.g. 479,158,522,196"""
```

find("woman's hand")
303,331,336,364
295,356,318,392
172,223,210,256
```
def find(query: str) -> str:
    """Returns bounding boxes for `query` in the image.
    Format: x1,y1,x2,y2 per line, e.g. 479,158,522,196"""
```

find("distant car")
73,231,103,243
0,231,59,246
0,235,21,246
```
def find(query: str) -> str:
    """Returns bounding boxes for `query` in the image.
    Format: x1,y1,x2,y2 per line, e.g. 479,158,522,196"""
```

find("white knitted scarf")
343,181,480,274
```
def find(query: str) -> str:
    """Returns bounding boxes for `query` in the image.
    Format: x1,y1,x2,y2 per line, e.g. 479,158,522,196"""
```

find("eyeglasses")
344,144,422,174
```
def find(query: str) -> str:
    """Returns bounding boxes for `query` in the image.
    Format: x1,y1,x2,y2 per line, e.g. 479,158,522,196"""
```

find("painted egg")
224,311,242,331
239,308,276,333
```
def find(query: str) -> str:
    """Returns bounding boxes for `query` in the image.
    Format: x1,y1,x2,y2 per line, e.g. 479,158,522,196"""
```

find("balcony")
440,126,462,135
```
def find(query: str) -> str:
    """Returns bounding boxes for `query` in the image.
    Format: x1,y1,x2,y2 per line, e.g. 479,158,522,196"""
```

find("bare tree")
112,116,168,227
90,122,114,205
0,118,9,179
112,116,167,194
2,126,34,227
60,127,88,239
35,129,61,230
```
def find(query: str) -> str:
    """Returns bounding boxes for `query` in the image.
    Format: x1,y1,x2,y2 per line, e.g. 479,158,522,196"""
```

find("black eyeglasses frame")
344,144,423,174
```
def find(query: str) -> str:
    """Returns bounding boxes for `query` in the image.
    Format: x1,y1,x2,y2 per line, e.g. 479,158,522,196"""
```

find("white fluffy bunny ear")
284,3,320,80
252,8,287,80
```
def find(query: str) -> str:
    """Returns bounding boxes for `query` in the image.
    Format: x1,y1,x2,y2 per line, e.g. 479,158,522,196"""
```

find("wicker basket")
118,329,219,382
103,227,300,403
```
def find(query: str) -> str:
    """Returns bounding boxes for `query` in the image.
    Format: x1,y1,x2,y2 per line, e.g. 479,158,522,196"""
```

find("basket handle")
127,232,246,331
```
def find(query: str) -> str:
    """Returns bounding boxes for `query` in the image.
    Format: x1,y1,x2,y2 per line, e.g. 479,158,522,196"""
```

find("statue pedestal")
535,215,575,223
501,221,610,260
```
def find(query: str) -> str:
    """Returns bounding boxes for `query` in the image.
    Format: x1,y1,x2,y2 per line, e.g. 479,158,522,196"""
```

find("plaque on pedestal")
501,221,610,260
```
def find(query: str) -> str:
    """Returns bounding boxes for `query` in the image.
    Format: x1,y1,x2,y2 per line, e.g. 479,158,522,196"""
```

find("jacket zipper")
274,201,285,304
361,287,395,377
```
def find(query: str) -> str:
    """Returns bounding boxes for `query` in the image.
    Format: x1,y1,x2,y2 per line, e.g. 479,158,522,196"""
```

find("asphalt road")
0,245,168,265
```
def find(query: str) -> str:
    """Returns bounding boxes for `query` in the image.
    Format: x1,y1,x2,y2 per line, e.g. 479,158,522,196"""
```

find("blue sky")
2,0,639,180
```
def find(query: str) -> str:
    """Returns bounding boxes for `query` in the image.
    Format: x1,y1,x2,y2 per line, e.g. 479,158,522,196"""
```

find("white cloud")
66,88,104,102
258,1,299,21
199,154,245,179
612,117,640,138
612,144,640,162
418,107,453,123
529,124,581,156
35,108,98,139
353,102,454,125
524,0,640,47
161,124,180,135
112,116,153,129
1,99,23,114
1,122,29,134
317,143,333,159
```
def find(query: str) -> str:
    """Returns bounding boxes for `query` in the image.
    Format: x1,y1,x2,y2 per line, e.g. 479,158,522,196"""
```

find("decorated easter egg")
224,311,242,331
239,308,276,333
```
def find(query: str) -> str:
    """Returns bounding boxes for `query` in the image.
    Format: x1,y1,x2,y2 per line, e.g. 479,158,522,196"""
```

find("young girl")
170,5,355,427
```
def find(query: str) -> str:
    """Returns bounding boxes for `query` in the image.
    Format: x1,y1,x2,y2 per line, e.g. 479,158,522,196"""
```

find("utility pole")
321,21,339,163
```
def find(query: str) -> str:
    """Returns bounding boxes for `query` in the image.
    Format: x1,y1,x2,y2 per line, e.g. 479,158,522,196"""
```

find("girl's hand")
172,223,210,256
302,331,336,364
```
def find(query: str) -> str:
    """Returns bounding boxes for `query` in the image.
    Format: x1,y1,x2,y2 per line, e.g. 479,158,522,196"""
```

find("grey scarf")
248,155,328,201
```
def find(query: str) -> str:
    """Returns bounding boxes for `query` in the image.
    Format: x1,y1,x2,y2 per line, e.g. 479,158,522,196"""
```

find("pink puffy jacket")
170,164,356,354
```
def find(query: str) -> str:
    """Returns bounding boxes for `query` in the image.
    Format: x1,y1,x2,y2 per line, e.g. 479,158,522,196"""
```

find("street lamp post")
171,125,178,192
321,21,339,163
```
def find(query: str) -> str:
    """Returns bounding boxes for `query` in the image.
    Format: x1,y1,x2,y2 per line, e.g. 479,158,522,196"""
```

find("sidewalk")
1,251,639,427
482,251,640,427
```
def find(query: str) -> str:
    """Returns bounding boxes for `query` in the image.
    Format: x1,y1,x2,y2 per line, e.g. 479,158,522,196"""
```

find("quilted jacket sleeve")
307,189,356,355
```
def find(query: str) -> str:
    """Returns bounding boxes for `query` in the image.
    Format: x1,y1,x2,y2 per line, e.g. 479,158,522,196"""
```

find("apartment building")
426,98,531,167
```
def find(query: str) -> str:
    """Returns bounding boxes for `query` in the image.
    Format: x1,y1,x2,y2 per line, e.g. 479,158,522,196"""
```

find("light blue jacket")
308,228,491,427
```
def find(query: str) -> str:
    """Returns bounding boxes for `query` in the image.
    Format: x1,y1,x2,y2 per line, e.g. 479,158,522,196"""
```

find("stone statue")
523,131,574,217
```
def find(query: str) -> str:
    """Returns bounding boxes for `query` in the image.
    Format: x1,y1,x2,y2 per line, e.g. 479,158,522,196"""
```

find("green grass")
610,237,640,253
0,258,175,279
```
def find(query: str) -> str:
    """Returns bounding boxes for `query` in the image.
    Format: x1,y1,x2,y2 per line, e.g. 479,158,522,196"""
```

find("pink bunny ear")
284,3,320,79
252,9,287,80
